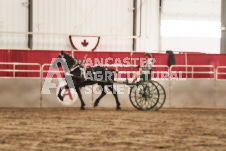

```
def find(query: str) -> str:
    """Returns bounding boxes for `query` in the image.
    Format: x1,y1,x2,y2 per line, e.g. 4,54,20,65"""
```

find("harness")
67,64,86,79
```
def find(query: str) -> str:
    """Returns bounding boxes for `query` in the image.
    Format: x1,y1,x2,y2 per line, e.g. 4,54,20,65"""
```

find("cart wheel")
129,84,142,110
135,81,159,111
152,81,166,111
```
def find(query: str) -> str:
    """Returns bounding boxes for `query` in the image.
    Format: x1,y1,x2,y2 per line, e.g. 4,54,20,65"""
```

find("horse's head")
52,51,76,69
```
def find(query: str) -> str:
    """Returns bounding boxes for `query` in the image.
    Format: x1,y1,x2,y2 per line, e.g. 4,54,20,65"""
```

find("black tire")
152,81,166,111
129,84,142,110
134,81,159,111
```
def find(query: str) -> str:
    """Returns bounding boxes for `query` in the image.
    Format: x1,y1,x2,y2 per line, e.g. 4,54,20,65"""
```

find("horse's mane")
63,53,118,74
63,53,76,67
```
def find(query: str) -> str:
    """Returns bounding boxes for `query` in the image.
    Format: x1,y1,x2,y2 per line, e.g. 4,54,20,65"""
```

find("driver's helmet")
144,53,151,58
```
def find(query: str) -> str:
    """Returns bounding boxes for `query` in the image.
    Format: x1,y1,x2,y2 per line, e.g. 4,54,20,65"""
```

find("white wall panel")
33,0,134,51
161,0,221,53
161,37,220,53
0,0,221,53
0,0,28,49
136,0,160,52
0,0,160,52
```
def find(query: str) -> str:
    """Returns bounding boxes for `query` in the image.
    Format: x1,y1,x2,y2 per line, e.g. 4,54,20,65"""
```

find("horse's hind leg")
94,85,106,107
75,87,85,110
107,84,121,110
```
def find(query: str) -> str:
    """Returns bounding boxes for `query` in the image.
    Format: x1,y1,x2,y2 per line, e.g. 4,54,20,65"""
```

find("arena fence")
0,62,41,78
1,62,226,108
170,65,215,79
216,66,226,79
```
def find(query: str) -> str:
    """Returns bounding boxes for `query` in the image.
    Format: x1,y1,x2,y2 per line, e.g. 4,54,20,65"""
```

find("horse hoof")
58,95,63,101
116,107,121,110
94,102,98,107
80,107,85,110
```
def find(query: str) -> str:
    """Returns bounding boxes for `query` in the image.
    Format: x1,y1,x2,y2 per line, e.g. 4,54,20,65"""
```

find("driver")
132,53,152,83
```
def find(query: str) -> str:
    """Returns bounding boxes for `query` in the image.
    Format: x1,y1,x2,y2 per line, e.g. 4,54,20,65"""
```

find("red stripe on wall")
1,49,226,78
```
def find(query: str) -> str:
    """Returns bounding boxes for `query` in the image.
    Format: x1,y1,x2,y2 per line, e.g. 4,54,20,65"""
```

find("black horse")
52,51,121,110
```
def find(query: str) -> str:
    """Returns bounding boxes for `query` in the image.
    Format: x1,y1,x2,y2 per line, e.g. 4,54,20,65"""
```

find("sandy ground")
0,107,226,151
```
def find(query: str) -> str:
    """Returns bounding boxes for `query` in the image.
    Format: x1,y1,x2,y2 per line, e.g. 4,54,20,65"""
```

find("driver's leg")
132,71,141,83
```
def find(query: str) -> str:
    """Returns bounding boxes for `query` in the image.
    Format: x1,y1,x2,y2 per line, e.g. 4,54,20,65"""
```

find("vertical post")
216,67,218,79
40,65,43,108
169,66,172,107
221,0,226,53
214,66,217,107
185,53,188,78
28,0,33,49
192,66,194,79
139,0,142,37
13,64,16,78
159,0,162,51
132,0,137,51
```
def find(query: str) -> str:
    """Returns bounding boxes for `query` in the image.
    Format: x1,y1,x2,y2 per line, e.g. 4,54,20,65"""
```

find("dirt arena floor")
0,107,226,151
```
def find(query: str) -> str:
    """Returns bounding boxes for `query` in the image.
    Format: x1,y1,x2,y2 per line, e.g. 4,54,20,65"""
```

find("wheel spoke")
129,81,166,111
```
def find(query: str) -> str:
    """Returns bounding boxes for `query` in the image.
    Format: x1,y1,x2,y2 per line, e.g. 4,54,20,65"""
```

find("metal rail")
0,62,219,80
216,66,226,79
170,65,215,79
41,64,64,78
152,65,170,79
40,63,170,82
0,62,41,78
102,64,170,79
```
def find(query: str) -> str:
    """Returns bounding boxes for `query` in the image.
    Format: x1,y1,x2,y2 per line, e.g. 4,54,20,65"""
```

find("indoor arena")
0,0,226,150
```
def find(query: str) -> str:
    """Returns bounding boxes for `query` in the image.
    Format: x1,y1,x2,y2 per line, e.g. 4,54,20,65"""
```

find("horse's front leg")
58,85,68,101
107,84,121,110
75,87,85,110
94,85,106,107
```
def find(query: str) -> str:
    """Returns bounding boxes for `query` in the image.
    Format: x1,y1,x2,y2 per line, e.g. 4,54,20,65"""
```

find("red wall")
0,49,182,65
0,49,226,78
